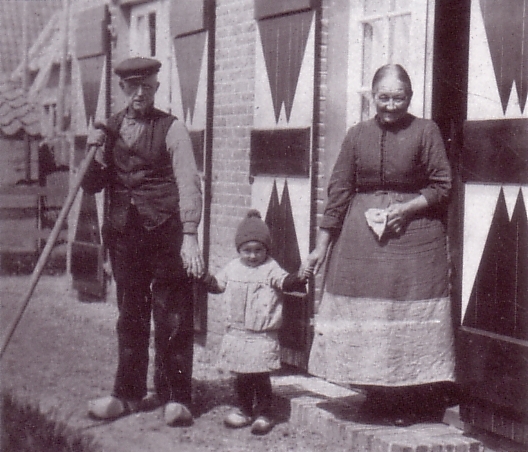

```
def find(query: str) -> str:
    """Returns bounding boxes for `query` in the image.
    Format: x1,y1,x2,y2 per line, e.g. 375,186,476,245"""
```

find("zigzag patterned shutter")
76,5,111,124
458,0,528,441
71,5,111,300
252,1,318,370
170,0,214,332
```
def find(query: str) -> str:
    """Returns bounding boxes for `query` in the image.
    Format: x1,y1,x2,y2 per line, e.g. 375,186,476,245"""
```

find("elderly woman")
305,64,456,426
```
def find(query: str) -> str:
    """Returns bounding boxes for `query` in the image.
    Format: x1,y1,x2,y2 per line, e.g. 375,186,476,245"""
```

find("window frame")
345,0,435,127
128,0,172,113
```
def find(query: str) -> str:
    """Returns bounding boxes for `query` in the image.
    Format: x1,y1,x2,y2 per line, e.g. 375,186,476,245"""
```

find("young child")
202,209,310,435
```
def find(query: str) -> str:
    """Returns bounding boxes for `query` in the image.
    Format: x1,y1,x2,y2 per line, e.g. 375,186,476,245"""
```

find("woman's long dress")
308,114,456,387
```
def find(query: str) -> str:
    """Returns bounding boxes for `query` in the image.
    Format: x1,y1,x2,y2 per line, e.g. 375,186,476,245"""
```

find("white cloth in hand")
365,208,388,240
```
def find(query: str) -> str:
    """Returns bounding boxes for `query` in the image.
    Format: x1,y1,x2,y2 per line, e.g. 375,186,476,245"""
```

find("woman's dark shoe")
390,406,445,427
357,391,398,422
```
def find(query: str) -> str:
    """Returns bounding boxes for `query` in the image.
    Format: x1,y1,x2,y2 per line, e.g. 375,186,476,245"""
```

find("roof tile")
0,82,41,137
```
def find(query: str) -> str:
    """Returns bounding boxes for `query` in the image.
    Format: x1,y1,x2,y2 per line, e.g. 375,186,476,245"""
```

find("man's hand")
87,124,107,166
181,234,204,278
87,127,106,147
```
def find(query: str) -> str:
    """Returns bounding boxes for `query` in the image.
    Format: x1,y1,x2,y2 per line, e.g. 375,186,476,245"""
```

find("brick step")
273,374,483,452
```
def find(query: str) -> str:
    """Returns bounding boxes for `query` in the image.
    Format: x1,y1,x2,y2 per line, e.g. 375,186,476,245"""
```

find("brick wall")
206,0,256,341
206,0,333,338
312,1,329,300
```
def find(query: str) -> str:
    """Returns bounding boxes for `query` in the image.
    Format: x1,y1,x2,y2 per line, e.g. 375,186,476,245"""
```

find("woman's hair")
371,64,413,95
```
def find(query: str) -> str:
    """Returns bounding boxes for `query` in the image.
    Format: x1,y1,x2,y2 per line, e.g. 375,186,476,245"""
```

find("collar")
125,105,155,120
374,113,413,131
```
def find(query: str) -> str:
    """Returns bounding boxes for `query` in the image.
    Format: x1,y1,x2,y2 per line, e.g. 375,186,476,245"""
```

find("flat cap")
114,57,161,80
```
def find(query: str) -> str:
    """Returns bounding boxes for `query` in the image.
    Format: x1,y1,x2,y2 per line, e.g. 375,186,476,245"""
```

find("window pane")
364,0,389,16
362,23,373,87
149,12,156,56
135,15,149,56
389,13,410,66
360,0,417,122
361,93,372,121
362,18,387,87
392,0,412,11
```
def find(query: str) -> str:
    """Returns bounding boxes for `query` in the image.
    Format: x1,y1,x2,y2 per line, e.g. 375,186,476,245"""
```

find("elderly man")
82,57,203,426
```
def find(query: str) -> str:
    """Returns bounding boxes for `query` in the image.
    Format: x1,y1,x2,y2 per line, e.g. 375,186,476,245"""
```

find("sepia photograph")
1,0,526,451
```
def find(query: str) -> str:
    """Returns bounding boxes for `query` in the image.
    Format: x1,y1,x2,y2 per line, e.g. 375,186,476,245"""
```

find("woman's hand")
386,194,429,235
301,229,332,276
385,203,408,235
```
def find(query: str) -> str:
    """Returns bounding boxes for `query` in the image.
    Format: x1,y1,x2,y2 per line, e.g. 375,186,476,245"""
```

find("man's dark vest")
105,108,179,232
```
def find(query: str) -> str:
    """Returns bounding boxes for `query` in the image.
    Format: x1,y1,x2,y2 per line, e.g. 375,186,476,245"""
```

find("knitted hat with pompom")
235,209,271,251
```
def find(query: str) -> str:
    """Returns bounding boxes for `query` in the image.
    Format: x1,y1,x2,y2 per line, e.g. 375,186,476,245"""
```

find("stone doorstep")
443,405,465,431
272,374,483,452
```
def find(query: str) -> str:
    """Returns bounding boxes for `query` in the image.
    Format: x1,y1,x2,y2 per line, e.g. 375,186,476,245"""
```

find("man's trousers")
105,206,194,406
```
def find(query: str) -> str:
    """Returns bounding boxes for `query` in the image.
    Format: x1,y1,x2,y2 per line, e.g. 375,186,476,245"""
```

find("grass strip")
1,391,99,452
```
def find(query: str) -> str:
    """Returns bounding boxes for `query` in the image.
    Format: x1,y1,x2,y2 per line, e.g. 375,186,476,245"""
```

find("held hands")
301,250,322,278
298,264,314,281
299,228,332,278
181,234,204,278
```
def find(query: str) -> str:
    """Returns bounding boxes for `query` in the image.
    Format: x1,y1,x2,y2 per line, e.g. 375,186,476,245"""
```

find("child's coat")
206,256,289,373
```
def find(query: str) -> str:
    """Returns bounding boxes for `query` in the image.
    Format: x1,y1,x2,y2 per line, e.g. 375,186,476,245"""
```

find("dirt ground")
1,275,339,452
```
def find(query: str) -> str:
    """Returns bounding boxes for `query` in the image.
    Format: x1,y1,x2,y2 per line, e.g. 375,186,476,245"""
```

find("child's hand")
199,272,225,294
